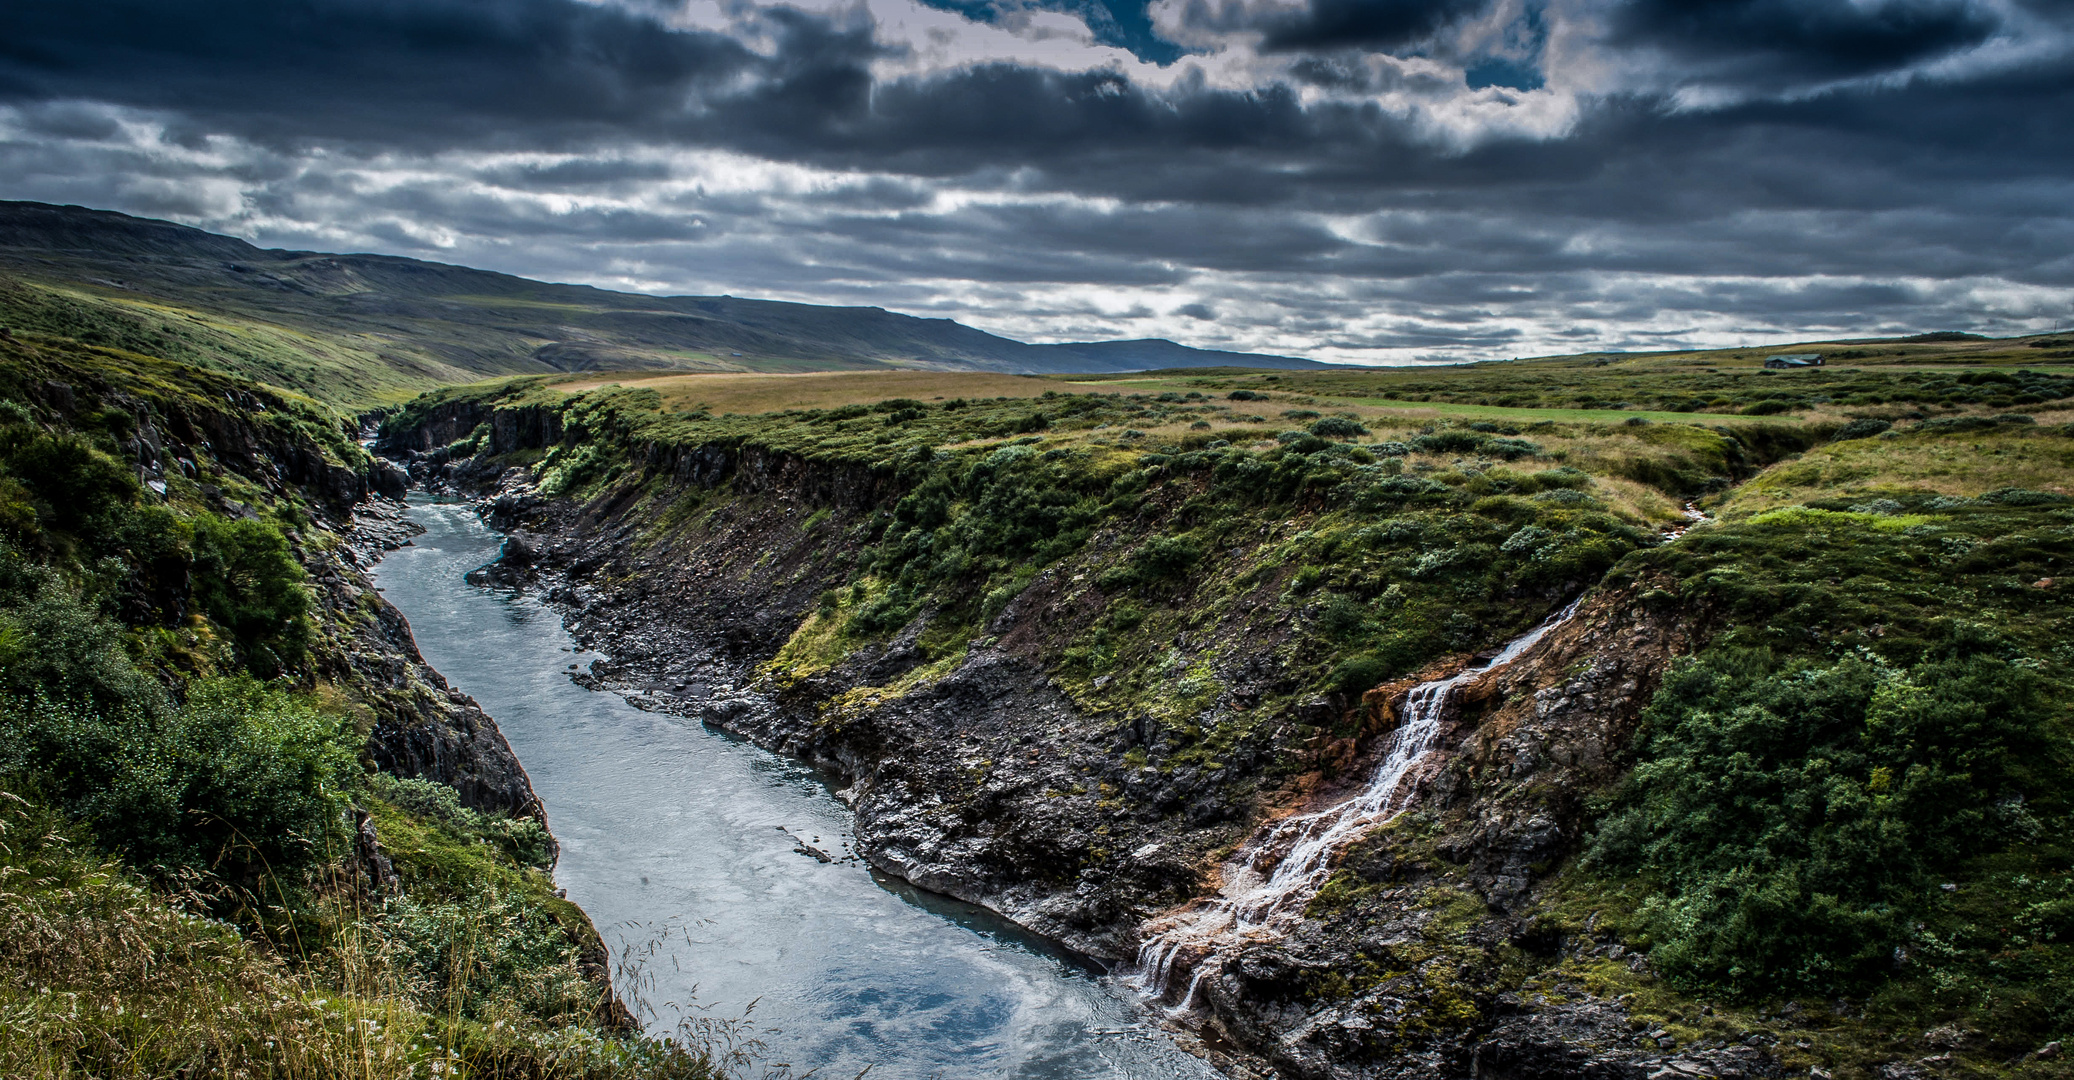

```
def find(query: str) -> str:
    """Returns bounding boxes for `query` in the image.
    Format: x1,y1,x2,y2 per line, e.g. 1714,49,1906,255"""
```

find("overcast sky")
2,0,2070,363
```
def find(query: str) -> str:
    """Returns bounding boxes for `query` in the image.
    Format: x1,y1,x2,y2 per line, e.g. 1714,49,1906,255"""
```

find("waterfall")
1130,597,1587,1011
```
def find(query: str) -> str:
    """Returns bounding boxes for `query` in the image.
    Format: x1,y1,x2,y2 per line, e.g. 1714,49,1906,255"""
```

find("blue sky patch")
913,0,1188,64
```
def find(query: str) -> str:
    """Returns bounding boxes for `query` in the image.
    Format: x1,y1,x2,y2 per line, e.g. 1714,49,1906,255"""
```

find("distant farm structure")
1764,353,1824,369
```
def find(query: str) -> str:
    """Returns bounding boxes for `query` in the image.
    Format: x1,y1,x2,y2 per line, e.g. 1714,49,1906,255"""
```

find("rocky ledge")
470,472,1232,958
379,444,1784,1080
1178,583,1783,1080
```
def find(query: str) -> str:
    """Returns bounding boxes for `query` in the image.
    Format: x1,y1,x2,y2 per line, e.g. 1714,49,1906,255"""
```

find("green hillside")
383,346,2074,1077
0,337,727,1077
0,201,1321,408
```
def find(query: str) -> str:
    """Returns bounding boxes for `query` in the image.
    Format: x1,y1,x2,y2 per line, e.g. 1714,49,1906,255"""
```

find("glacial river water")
372,497,1217,1080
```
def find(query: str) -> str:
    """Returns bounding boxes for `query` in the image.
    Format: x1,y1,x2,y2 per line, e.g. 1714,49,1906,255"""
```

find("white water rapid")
1131,597,1587,1012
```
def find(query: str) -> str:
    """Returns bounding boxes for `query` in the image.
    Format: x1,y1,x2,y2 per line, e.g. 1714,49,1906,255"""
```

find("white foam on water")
1130,597,1587,1011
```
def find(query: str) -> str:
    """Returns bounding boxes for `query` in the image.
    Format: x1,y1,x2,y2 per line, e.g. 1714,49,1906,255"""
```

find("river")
371,496,1218,1080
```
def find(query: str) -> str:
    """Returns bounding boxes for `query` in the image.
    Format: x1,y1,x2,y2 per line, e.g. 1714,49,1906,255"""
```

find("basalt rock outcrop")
22,371,395,512
378,398,564,458
380,413,1765,1079
1186,580,1727,1080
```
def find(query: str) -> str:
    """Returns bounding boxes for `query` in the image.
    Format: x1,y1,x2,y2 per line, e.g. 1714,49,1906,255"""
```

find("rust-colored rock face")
1180,579,1713,1080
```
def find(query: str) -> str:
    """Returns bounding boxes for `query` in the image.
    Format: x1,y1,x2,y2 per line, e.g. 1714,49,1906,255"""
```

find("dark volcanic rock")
426,464,1243,959
331,504,546,821
374,406,1788,1080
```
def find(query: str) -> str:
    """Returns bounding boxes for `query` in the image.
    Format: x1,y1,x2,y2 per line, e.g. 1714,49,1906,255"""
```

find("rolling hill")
0,201,1323,407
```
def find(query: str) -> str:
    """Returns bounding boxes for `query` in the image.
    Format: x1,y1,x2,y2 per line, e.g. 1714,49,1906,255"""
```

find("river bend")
372,496,1217,1080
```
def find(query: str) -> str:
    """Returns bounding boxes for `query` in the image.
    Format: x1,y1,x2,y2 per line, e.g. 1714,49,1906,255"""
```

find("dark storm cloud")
4,0,2056,202
1610,0,2003,83
717,63,1340,176
0,0,1356,173
0,0,2069,361
1255,0,1494,52
0,0,764,145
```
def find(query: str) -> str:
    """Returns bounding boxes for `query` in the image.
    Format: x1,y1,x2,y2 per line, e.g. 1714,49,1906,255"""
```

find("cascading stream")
1131,597,1587,1010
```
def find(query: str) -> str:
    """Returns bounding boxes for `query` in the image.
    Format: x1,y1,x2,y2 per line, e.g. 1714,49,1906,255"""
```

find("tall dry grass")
0,790,734,1080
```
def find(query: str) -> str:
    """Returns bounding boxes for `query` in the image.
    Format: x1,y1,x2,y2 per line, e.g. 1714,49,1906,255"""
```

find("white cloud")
2,0,2070,367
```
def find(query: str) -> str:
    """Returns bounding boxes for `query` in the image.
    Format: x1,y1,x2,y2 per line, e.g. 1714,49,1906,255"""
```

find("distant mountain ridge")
0,201,1324,405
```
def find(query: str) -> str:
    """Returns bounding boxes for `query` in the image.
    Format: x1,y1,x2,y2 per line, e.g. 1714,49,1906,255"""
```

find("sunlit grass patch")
0,277,483,407
1588,475,1686,523
1715,426,2074,520
763,578,887,684
551,370,1061,414
1345,397,1758,424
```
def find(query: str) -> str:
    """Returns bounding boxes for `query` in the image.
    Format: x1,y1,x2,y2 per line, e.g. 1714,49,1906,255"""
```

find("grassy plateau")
383,333,2074,1078
6,205,2074,1079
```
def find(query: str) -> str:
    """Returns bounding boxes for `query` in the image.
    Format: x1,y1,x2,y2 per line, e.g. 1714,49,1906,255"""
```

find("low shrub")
1328,653,1393,696
0,675,358,872
1831,418,1892,441
1588,630,2054,997
189,513,312,674
1310,416,1369,439
372,773,555,870
1098,534,1204,591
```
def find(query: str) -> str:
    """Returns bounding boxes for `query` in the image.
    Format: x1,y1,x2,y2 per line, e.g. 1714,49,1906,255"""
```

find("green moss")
394,384,1765,729
389,350,2074,1074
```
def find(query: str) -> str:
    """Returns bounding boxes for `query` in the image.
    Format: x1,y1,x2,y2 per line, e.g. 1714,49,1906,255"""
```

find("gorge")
6,323,2072,1080
372,495,1220,1078
365,359,2074,1079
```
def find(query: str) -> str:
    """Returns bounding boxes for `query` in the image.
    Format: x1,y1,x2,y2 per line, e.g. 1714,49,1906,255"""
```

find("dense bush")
1097,534,1204,591
0,569,165,718
1328,652,1394,696
188,514,312,674
1589,630,2054,996
0,675,358,871
1275,430,1331,454
0,425,143,562
1310,416,1369,439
